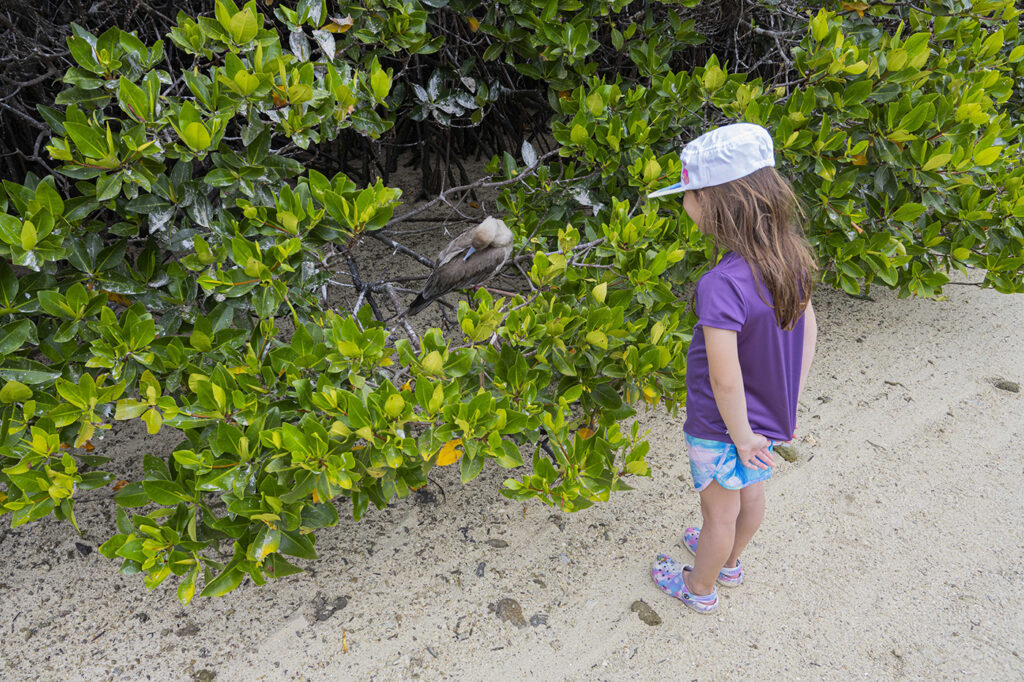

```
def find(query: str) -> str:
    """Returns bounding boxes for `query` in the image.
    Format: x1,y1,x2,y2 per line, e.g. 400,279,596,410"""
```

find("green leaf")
810,10,829,42
115,399,148,420
117,76,150,121
65,121,108,159
371,69,391,101
570,124,588,146
277,529,318,560
0,359,60,385
703,65,726,92
95,173,123,202
891,203,925,222
114,482,149,507
897,101,932,134
496,440,524,468
141,407,163,434
0,258,19,305
979,28,1004,59
300,502,338,529
0,319,34,355
460,451,485,484
247,526,281,561
178,565,198,605
265,553,304,579
922,153,951,172
973,146,1001,167
199,565,245,597
98,534,128,559
591,383,622,410
585,330,608,349
180,121,212,151
33,180,65,218
0,380,32,403
384,393,404,418
20,220,36,251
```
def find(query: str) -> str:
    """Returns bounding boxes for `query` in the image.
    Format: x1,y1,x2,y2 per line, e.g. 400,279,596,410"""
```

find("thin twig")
384,284,420,349
386,149,560,228
347,256,383,321
366,231,435,269
513,261,536,292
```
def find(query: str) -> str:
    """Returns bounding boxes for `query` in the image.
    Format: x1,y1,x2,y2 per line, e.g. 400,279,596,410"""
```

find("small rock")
475,561,486,577
312,592,349,622
531,576,547,588
817,395,832,404
74,542,93,557
413,488,437,505
485,539,508,548
192,671,216,682
630,600,662,626
489,598,527,628
677,474,689,483
775,445,798,463
134,612,150,623
994,379,1020,393
548,514,566,532
529,614,548,627
176,622,201,637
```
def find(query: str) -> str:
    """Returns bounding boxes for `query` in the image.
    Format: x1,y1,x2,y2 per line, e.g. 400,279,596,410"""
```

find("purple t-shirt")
683,252,805,443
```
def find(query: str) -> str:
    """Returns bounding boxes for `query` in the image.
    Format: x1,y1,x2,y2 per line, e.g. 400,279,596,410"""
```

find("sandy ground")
2,267,1023,681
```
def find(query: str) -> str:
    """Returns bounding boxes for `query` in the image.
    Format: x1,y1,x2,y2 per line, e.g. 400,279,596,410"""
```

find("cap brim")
647,182,686,199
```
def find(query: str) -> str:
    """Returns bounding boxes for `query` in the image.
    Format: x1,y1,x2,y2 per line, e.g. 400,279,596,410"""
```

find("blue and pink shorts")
685,433,774,491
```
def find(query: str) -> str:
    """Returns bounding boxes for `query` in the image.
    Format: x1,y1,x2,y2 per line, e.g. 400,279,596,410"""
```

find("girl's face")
683,191,703,231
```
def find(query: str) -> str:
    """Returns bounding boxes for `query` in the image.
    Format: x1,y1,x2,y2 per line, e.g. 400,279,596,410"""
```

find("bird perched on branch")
405,217,515,316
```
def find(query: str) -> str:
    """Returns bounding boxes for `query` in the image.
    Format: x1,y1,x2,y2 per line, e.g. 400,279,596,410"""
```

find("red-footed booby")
405,217,514,316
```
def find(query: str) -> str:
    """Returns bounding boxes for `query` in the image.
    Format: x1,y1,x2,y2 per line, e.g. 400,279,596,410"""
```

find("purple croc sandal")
683,526,744,587
651,554,718,614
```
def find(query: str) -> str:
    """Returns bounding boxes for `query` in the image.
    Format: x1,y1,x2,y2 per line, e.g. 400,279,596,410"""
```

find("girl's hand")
736,434,773,470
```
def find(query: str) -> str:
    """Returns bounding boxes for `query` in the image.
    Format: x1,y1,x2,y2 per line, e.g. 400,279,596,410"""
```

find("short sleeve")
695,271,746,332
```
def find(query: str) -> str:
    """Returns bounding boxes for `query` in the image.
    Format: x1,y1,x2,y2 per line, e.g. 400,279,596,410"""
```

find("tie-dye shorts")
685,433,774,491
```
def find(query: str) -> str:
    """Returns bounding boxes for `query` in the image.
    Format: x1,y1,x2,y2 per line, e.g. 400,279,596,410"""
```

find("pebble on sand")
775,445,799,463
630,600,662,626
489,598,527,628
993,379,1020,393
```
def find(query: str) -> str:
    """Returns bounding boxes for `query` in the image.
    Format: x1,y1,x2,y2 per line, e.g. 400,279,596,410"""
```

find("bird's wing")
434,230,475,268
416,243,512,308
455,243,513,288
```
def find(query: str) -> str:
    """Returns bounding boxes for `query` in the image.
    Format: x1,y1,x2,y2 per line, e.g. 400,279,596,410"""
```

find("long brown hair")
692,166,817,330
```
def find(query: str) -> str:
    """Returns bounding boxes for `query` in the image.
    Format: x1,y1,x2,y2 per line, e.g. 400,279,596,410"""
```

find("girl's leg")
688,480,740,595
727,481,766,568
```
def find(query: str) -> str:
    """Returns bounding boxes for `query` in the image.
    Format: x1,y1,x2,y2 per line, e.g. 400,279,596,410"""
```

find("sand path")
1,277,1021,681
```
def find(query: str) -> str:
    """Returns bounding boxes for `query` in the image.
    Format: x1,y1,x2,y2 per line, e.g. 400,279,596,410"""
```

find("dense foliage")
1,0,1021,600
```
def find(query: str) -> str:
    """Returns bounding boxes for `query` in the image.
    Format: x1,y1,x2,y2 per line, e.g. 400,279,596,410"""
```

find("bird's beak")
463,246,477,261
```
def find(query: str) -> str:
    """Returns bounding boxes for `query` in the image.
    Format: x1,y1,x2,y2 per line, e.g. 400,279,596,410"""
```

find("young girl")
648,123,818,614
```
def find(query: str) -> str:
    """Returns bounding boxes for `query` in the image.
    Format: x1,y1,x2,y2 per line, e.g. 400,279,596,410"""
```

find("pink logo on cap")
682,167,690,185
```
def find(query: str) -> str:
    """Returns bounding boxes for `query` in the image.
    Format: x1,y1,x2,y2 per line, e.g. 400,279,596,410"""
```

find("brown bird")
405,217,514,316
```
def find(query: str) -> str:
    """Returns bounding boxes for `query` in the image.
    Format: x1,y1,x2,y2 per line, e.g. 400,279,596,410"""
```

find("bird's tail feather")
405,294,430,317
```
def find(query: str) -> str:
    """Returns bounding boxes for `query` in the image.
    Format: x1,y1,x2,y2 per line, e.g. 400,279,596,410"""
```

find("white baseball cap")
648,122,776,198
